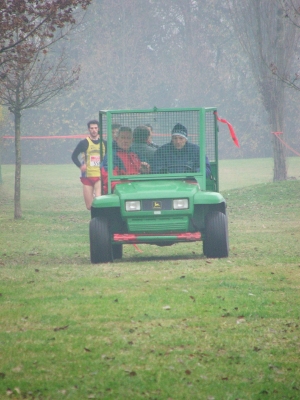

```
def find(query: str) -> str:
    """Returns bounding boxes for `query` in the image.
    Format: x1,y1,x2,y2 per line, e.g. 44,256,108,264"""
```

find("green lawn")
219,156,300,190
0,158,299,399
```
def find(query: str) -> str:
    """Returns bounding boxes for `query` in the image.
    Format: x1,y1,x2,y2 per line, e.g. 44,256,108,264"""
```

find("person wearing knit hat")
151,123,211,176
171,123,188,140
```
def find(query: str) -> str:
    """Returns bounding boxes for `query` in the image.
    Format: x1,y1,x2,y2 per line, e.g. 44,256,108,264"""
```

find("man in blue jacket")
151,123,211,177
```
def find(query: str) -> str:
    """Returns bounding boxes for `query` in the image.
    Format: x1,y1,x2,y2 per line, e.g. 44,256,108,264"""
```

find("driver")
151,123,211,176
101,126,150,194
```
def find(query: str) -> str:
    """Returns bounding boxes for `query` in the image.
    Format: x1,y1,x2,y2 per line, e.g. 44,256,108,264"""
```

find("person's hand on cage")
140,162,150,174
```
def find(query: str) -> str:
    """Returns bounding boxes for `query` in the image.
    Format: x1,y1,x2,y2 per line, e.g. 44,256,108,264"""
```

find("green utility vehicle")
89,107,228,263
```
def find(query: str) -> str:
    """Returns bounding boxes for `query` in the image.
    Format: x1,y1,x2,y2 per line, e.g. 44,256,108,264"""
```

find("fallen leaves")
221,312,230,317
53,325,69,332
236,315,246,324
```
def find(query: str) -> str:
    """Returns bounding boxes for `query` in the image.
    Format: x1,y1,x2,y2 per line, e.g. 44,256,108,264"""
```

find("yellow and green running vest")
84,137,105,177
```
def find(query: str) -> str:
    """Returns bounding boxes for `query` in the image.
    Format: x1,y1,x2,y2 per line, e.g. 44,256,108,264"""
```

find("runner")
71,120,105,210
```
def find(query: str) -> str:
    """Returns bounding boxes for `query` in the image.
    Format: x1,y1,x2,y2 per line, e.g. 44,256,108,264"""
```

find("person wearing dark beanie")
171,123,188,140
151,123,211,177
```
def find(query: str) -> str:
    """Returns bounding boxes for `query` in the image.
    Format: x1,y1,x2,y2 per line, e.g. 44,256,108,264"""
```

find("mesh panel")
102,110,200,145
205,110,216,163
100,109,215,177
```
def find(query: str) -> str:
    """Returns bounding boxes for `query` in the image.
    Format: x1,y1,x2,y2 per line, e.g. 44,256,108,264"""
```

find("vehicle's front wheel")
89,216,113,263
204,211,229,258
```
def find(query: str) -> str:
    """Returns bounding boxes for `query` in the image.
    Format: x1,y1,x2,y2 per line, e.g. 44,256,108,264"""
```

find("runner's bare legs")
83,180,101,210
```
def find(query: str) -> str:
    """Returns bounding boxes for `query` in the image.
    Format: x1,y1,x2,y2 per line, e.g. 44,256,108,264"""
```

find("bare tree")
0,105,6,184
227,0,299,181
0,0,91,67
271,0,300,91
0,1,91,218
0,49,79,218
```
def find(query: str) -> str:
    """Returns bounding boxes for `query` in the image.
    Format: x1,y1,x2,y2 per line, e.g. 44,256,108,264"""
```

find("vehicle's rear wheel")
204,211,229,258
89,216,113,263
202,237,207,257
112,244,123,259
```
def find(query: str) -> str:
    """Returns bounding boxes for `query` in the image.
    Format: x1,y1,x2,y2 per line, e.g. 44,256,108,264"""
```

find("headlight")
173,199,189,210
125,201,141,211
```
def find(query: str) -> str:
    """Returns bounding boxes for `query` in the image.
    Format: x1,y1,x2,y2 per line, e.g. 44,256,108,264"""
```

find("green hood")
113,180,200,200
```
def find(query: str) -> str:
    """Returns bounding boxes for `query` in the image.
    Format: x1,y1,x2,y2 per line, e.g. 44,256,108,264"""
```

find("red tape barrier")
272,132,300,157
4,114,240,147
214,111,240,148
3,135,87,139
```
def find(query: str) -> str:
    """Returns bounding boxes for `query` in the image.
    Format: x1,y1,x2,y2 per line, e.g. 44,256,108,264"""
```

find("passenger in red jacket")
101,126,150,194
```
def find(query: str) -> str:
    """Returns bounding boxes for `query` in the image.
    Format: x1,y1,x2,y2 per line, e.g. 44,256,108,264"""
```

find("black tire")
204,211,229,258
112,244,123,259
89,216,113,263
202,237,207,257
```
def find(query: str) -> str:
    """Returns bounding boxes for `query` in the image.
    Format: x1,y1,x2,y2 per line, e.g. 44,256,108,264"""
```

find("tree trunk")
14,109,22,219
272,133,287,181
266,84,287,182
0,133,3,184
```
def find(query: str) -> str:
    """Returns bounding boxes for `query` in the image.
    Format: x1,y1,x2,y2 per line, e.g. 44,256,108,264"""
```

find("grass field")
218,157,300,190
0,158,300,400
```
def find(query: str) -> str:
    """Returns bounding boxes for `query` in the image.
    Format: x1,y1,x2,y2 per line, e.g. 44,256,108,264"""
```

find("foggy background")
1,0,300,164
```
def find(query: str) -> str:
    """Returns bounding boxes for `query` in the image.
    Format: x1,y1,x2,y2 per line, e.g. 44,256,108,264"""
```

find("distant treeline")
1,135,276,165
1,138,79,165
